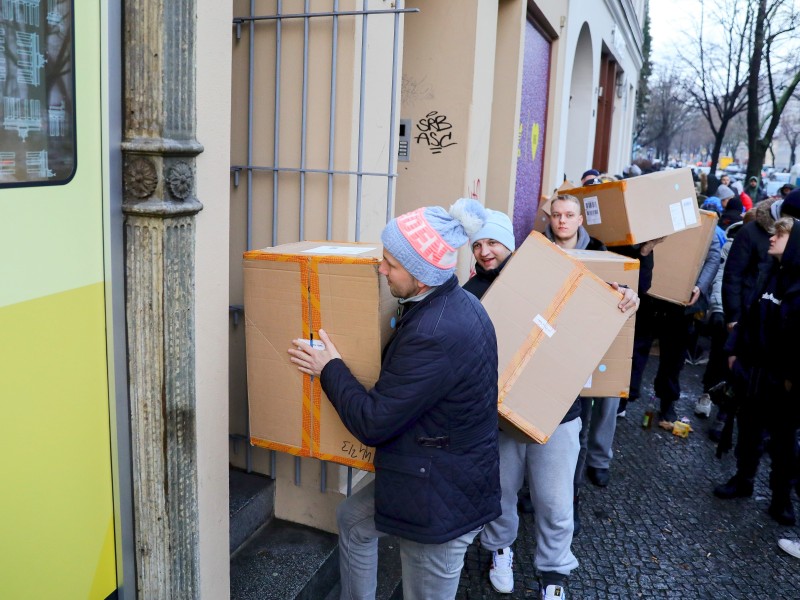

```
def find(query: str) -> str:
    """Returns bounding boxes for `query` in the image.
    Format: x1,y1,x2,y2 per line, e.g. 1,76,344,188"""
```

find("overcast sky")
648,0,699,66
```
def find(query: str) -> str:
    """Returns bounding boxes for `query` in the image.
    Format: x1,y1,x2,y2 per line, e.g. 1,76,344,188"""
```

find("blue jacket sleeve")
320,333,457,447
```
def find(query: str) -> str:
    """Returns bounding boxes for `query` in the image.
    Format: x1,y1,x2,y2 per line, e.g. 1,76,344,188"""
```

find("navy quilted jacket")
320,275,501,544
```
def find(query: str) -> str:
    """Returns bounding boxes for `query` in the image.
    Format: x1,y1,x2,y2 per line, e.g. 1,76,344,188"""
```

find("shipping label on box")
648,209,719,306
565,249,640,398
559,168,700,246
243,241,396,471
481,233,631,443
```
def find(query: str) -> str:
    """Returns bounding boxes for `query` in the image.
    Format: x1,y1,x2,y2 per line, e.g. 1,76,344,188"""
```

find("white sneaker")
694,393,712,418
779,538,800,559
541,583,566,599
489,547,514,593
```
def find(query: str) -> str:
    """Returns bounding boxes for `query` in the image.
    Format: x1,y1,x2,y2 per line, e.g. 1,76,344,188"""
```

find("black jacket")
726,224,800,396
321,275,501,543
722,199,780,324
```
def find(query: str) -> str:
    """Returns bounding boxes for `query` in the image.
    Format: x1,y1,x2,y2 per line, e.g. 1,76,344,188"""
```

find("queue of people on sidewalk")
287,162,800,599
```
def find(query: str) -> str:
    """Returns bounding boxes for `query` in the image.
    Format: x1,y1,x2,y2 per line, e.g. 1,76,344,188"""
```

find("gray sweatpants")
481,420,581,576
575,397,620,488
336,480,480,600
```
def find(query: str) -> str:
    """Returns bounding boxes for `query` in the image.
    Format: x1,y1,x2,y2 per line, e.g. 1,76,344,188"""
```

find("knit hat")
782,188,800,219
469,209,516,252
581,169,600,181
381,198,487,286
716,185,734,201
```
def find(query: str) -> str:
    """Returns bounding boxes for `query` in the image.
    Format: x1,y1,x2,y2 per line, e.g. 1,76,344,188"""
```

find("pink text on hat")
396,208,458,270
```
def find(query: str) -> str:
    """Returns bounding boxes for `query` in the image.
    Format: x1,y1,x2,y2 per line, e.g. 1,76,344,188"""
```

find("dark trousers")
629,297,692,414
735,386,800,497
702,312,729,393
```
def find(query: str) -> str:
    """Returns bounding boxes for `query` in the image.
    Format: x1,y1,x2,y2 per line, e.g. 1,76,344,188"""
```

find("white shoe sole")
779,539,800,559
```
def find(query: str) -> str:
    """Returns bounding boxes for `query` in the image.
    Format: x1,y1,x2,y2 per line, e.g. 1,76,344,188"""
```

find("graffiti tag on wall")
415,111,457,154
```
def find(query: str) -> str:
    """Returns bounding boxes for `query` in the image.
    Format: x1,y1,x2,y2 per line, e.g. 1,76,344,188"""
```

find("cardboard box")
243,241,396,471
558,168,700,246
565,249,640,398
481,232,631,443
648,209,719,305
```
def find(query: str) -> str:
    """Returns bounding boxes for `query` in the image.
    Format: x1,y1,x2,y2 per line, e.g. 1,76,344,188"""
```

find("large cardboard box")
648,209,719,305
565,249,640,398
481,232,631,443
559,168,700,246
243,241,396,471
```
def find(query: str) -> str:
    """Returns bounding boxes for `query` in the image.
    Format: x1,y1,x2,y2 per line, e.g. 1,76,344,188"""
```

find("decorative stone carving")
124,156,158,199
166,161,193,200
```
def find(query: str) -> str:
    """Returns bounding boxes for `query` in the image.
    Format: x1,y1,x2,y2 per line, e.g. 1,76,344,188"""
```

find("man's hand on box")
288,329,341,377
686,285,701,306
610,282,639,314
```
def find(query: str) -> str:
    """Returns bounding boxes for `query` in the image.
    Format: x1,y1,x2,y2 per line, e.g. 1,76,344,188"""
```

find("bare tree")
780,97,800,167
679,0,751,173
745,0,800,180
638,68,694,161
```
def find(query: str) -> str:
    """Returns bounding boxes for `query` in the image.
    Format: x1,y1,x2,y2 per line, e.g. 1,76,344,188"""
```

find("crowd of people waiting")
287,159,800,599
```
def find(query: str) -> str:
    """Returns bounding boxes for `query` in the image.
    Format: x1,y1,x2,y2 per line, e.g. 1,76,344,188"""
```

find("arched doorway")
564,23,594,182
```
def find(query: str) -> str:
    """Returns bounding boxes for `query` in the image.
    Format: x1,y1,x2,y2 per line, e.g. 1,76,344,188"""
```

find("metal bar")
295,456,301,486
231,164,396,178
299,0,310,240
247,0,255,250
354,0,369,242
233,8,419,23
326,0,339,241
320,461,327,493
272,0,282,246
347,467,353,497
385,7,401,224
270,450,277,480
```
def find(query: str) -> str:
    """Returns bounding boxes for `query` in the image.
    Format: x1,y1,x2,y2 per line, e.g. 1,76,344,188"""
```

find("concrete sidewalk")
456,357,800,598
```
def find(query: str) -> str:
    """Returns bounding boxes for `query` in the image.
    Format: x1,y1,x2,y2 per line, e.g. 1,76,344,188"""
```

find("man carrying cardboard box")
464,204,638,599
288,199,501,600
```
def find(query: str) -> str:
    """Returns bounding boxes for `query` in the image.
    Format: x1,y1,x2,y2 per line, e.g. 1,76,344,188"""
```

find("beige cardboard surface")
559,168,700,246
482,233,630,443
648,209,719,306
243,241,395,470
565,249,640,398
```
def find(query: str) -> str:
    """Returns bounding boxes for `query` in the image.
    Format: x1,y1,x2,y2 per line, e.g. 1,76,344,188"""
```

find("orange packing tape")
250,437,311,457
558,178,628,196
308,258,323,454
624,261,641,271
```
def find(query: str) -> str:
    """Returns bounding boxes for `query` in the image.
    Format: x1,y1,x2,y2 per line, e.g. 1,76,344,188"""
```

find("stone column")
122,0,203,596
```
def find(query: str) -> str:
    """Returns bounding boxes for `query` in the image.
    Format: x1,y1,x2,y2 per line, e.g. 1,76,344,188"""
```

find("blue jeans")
337,480,480,600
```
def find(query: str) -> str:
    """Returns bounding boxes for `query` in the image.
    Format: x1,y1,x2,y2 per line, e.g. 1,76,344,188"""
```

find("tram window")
0,1,76,188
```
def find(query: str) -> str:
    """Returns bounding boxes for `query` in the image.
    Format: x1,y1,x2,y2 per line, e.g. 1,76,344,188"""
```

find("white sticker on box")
669,202,686,231
583,196,602,225
302,245,375,255
298,338,326,351
584,375,592,388
533,314,556,338
681,197,698,226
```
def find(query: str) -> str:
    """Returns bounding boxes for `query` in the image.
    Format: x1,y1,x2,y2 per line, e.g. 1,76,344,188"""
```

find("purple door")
512,20,551,246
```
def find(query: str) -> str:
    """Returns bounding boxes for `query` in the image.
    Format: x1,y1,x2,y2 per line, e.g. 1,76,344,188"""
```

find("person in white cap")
289,198,501,600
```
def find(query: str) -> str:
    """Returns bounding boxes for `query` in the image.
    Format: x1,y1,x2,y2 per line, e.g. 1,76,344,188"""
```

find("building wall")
223,0,645,537
196,1,233,597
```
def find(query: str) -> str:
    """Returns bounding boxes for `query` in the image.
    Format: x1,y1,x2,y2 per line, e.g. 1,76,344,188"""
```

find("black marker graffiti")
415,111,457,154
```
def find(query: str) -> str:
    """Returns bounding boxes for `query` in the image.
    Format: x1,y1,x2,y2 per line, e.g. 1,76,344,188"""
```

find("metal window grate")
231,1,417,246
230,1,417,493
